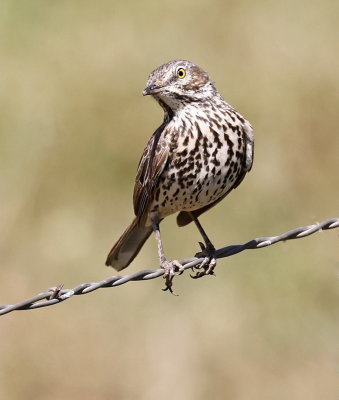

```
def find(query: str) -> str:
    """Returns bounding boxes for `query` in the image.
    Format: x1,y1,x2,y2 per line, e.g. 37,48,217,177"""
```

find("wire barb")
1,217,338,316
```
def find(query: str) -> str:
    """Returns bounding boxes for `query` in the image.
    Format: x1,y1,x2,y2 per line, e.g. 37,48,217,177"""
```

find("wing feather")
133,122,169,218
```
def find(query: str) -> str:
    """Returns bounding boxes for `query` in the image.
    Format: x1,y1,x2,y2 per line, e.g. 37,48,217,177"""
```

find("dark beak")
142,84,163,96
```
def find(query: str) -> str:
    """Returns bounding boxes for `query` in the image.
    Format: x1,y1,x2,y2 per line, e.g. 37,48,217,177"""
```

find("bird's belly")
147,119,245,220
150,159,240,219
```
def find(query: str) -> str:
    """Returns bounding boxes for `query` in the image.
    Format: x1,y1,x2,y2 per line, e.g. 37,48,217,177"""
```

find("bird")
106,59,254,292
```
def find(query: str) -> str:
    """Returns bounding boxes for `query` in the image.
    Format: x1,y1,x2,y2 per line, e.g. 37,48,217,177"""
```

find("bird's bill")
142,84,163,96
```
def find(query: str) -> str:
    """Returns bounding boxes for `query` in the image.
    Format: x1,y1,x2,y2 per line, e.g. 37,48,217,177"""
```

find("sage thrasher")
106,60,254,292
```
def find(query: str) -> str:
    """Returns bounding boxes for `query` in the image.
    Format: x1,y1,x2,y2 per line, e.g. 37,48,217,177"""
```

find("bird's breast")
148,106,246,219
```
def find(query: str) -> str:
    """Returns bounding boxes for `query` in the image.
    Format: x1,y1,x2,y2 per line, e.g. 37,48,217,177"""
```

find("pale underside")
133,100,254,227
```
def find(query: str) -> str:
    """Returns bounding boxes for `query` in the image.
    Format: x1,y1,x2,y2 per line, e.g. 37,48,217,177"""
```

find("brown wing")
177,120,254,227
133,122,169,219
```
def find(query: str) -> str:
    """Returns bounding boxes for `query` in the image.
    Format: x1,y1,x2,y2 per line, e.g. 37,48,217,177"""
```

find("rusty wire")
1,217,338,316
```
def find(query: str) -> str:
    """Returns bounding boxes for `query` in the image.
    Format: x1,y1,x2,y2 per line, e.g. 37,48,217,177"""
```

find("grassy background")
1,1,338,399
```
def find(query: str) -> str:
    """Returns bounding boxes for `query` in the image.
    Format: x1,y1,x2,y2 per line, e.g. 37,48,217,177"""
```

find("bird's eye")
176,68,186,79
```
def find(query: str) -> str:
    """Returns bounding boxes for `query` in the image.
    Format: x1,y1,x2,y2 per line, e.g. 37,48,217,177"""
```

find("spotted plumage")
106,60,254,292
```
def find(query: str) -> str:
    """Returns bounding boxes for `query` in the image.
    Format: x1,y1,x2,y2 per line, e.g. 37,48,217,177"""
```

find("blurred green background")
1,0,338,399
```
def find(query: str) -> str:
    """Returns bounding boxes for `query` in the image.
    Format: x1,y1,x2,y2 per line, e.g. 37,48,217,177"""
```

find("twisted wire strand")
1,217,338,316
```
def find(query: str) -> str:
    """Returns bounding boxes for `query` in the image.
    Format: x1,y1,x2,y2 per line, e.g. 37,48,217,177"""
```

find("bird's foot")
161,259,184,295
191,242,217,279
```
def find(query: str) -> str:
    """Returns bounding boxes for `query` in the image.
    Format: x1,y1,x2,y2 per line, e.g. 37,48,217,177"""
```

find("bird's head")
142,60,217,112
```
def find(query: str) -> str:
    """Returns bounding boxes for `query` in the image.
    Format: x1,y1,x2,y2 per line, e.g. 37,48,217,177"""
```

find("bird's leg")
151,216,184,294
189,212,217,278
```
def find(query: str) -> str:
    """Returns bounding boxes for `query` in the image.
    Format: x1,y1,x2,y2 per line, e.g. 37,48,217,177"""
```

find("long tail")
105,217,153,271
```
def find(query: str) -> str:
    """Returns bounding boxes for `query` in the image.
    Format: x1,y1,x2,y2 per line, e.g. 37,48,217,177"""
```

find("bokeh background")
1,1,338,399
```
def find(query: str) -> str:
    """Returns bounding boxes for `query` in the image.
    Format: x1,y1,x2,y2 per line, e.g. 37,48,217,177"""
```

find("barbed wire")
1,217,338,316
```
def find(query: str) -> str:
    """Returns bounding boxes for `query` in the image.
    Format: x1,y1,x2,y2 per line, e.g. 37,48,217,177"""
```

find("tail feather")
105,217,153,271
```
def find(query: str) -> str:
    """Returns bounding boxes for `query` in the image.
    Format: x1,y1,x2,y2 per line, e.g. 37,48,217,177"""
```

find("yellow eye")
177,68,186,79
